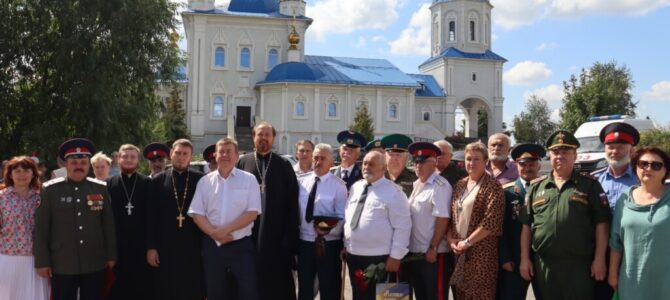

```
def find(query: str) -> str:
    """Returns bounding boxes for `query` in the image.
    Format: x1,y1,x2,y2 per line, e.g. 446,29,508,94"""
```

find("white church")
180,0,506,153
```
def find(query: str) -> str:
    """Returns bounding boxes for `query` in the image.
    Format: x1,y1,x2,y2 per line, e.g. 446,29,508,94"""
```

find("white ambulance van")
573,115,657,173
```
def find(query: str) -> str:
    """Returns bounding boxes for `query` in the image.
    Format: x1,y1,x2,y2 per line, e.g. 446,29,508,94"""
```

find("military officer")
363,139,383,153
203,144,217,173
381,133,417,197
143,142,170,178
332,130,366,190
34,138,117,300
590,123,640,300
519,131,611,300
497,143,545,300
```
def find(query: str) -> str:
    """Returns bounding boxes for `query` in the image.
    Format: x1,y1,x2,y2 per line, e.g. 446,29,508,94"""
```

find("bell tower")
188,0,215,11
279,0,306,17
430,0,492,57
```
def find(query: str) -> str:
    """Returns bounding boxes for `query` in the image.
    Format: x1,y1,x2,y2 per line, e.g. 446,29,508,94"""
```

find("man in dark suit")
332,130,367,191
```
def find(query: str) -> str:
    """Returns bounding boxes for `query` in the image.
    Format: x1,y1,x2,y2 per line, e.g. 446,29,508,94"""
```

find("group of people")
1,120,669,300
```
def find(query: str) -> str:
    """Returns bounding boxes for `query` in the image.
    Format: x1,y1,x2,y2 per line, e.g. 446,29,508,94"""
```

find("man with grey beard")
589,122,640,300
486,133,518,185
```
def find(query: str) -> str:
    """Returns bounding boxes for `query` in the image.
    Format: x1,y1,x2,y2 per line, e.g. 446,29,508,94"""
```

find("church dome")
228,0,279,13
264,62,321,83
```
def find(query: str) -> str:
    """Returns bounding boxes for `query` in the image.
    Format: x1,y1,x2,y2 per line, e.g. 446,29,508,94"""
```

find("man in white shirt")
297,143,348,300
343,151,411,300
188,137,262,300
406,142,453,300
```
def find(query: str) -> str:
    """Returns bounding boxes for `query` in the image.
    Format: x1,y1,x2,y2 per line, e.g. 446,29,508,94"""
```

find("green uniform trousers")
533,254,594,300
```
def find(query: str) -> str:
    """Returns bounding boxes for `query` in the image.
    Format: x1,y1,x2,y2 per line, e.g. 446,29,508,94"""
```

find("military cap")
599,122,640,146
511,143,546,162
364,139,383,152
143,143,170,161
380,134,413,152
58,138,96,161
336,130,367,148
546,130,580,150
203,144,216,163
408,142,441,163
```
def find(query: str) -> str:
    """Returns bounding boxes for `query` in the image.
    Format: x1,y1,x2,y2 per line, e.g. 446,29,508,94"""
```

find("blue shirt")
594,165,639,211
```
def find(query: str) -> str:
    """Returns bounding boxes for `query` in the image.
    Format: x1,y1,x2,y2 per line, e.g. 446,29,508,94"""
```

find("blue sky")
177,0,670,129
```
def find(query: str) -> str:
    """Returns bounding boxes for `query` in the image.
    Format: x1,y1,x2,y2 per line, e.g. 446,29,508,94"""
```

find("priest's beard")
121,166,138,175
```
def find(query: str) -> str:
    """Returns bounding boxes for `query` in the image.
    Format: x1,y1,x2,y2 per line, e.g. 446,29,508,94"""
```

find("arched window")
389,104,398,119
470,21,476,41
213,96,225,117
448,21,456,41
295,101,305,116
214,47,225,67
240,47,251,68
268,49,279,69
423,111,431,121
328,102,337,117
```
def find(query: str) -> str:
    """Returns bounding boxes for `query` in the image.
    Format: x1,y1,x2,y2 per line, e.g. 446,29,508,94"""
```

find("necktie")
343,170,349,182
305,177,320,222
350,183,371,230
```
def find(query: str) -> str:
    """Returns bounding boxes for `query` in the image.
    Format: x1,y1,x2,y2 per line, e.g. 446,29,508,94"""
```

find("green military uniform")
519,131,611,300
380,133,416,197
386,167,417,197
34,176,117,275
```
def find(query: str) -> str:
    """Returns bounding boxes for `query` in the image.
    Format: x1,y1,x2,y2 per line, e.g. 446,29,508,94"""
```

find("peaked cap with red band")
599,122,640,146
143,142,170,161
58,138,96,160
203,144,216,163
408,142,442,163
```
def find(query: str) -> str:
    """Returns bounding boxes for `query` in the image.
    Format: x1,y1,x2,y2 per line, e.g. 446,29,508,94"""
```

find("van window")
577,136,605,154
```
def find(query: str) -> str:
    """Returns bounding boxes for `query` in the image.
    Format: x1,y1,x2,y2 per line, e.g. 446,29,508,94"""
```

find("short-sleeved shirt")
592,165,639,211
408,172,452,253
344,177,411,259
520,171,611,258
297,172,347,241
0,187,40,256
188,168,262,242
486,159,519,185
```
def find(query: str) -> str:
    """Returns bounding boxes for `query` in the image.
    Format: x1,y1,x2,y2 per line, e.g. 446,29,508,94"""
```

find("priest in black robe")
147,139,205,300
106,144,153,300
236,122,300,300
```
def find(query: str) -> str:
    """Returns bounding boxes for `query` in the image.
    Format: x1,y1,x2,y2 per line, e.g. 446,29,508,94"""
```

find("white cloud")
643,81,670,101
523,84,565,106
371,35,386,42
536,42,559,51
490,0,670,30
504,61,553,86
550,109,561,123
306,0,400,40
354,36,367,48
388,3,431,56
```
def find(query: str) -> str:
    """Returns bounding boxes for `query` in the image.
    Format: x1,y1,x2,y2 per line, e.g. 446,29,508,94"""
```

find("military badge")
511,199,521,220
87,194,104,211
599,192,609,207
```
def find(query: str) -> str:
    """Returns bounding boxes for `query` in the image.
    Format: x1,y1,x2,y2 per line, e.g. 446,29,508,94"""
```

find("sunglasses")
637,160,664,171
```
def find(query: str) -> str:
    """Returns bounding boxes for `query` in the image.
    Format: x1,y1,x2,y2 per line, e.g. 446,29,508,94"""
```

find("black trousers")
407,252,452,300
346,253,388,300
202,236,259,300
52,270,104,300
297,239,343,300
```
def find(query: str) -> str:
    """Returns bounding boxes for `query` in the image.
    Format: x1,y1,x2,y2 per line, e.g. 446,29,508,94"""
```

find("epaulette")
42,177,65,188
390,181,404,193
86,177,107,186
434,175,447,186
590,167,607,176
579,172,598,181
502,181,516,190
530,175,547,185
331,174,346,186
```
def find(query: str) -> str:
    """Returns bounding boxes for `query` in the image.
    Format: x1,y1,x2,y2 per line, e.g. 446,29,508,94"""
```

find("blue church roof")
420,47,507,67
260,55,420,88
228,0,278,14
407,74,445,97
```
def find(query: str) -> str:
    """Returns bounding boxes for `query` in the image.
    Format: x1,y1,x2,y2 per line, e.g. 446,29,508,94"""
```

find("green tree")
560,61,636,132
512,95,557,144
0,0,181,166
349,103,375,142
638,127,670,154
477,108,488,138
158,83,190,144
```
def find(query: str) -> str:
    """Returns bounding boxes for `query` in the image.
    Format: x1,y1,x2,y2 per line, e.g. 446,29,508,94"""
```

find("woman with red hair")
0,156,49,300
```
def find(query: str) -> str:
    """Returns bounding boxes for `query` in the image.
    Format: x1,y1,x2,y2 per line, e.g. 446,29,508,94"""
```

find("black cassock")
147,168,205,300
237,152,299,300
107,172,153,300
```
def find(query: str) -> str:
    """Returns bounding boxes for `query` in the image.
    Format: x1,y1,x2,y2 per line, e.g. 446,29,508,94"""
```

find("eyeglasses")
637,160,664,171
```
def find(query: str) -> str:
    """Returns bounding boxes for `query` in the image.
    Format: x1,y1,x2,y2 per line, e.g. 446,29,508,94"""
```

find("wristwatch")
464,238,473,247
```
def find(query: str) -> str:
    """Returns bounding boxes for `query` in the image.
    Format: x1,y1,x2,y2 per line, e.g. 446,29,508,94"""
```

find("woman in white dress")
0,156,50,300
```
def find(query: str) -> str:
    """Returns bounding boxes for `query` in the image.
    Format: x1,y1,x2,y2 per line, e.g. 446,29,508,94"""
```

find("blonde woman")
91,152,112,181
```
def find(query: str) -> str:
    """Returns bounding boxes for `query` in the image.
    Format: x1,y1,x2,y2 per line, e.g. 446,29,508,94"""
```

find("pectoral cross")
260,183,266,194
177,213,185,228
125,202,134,216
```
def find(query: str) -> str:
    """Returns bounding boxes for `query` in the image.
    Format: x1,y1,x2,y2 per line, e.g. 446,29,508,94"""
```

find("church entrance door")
236,106,251,127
